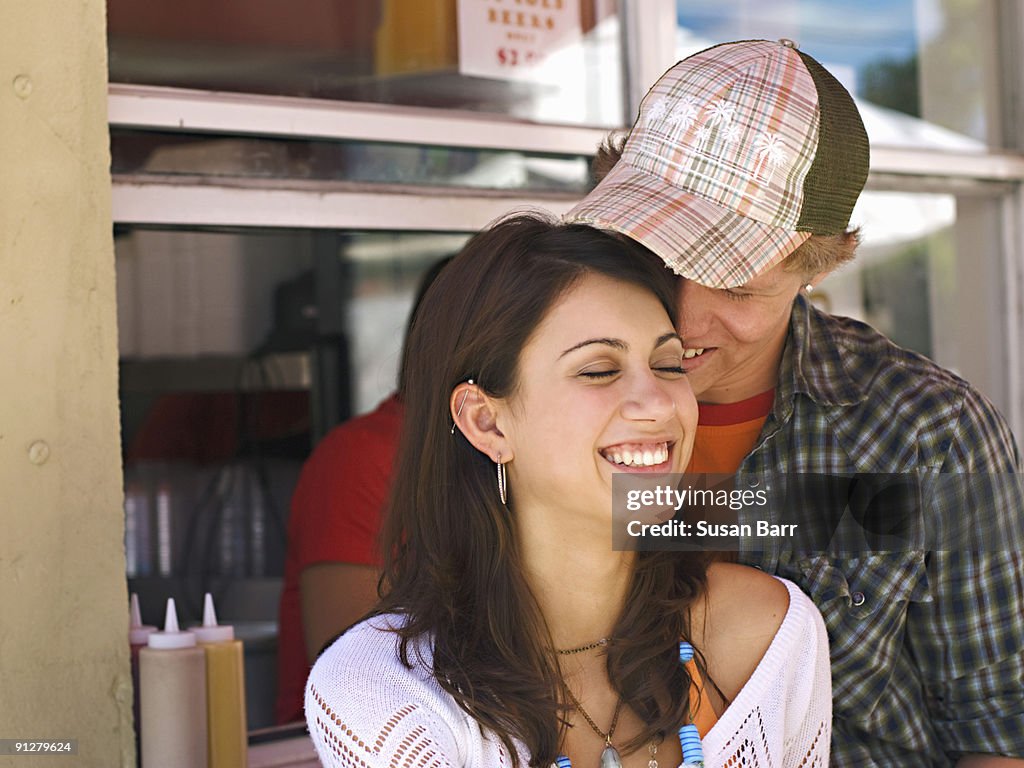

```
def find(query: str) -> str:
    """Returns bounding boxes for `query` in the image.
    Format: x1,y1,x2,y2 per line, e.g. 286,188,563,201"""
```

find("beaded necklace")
551,642,704,768
556,637,609,655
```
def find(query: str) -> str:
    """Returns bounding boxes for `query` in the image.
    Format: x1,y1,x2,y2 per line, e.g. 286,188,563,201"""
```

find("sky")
676,0,926,77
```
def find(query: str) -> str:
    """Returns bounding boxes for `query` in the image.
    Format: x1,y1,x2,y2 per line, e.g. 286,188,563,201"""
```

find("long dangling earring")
496,453,507,505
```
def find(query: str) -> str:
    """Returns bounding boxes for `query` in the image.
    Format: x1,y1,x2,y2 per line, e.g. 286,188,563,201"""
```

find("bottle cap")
191,592,235,644
147,598,197,649
129,593,157,646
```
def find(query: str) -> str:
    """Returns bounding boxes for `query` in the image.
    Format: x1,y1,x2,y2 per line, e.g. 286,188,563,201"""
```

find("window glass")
344,231,471,409
676,0,1002,147
815,188,1010,413
116,226,468,414
108,0,624,127
117,225,469,729
111,130,592,193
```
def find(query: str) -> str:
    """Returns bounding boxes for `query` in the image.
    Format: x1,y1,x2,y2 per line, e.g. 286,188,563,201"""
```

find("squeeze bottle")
129,593,156,760
139,598,208,768
192,593,248,768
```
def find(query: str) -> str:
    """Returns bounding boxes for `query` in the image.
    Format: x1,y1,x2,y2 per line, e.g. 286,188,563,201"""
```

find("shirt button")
851,591,866,607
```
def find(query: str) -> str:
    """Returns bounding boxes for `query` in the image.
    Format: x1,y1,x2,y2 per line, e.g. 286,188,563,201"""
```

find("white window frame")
108,83,1024,225
107,0,1024,438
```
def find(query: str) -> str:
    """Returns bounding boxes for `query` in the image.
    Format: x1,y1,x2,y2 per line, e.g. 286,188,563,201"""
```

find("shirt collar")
776,294,866,416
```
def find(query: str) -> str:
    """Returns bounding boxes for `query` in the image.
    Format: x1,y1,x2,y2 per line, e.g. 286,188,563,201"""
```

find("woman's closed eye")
577,365,620,379
652,356,687,376
654,364,687,376
576,356,687,379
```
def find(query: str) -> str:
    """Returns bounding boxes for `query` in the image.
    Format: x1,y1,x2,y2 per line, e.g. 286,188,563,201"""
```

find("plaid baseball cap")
565,39,870,288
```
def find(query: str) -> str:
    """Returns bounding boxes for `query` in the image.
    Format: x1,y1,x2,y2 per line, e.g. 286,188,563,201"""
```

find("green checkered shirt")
739,295,1024,767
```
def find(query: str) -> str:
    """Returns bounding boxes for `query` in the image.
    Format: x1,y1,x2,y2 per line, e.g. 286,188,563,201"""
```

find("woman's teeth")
682,347,705,359
606,443,669,467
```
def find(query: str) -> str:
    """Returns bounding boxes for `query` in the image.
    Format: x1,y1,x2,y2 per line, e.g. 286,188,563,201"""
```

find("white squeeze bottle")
139,598,208,768
192,593,248,768
129,593,157,760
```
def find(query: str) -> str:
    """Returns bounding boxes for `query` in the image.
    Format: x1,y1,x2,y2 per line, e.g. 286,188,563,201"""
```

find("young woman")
305,214,831,768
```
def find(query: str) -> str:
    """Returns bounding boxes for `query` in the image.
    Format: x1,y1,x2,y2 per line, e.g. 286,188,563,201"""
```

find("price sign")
457,0,583,85
497,47,538,68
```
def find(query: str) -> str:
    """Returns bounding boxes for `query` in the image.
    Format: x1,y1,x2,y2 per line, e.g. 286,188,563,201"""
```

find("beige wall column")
0,1,130,767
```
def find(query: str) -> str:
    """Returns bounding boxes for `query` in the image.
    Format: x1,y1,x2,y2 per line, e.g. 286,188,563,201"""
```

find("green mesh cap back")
795,50,870,234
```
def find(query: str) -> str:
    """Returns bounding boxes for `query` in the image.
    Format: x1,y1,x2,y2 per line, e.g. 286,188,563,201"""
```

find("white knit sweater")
306,578,831,767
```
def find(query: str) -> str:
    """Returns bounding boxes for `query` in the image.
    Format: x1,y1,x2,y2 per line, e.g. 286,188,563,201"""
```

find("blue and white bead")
679,723,704,766
678,640,694,663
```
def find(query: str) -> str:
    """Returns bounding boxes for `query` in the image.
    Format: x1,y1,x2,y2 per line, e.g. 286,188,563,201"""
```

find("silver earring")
496,453,507,505
804,283,814,294
450,379,474,435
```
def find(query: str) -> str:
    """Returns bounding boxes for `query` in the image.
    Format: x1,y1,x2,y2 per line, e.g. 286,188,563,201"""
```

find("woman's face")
497,272,698,524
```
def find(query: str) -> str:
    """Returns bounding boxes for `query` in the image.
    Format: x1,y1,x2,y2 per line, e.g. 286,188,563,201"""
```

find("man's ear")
805,268,833,291
450,382,513,463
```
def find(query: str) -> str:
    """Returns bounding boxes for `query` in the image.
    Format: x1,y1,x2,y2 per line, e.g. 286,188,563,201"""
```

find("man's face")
676,261,807,403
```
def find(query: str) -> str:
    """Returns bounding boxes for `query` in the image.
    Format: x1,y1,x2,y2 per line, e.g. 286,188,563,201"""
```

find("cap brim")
565,161,811,288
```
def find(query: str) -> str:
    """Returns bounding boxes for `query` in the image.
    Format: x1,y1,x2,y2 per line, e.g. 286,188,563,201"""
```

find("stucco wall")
0,1,131,766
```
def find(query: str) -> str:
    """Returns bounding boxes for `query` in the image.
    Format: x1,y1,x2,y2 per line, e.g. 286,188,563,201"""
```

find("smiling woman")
304,213,832,768
477,272,697,529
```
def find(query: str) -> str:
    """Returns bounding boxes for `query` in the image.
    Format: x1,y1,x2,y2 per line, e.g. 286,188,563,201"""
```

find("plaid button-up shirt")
739,295,1024,766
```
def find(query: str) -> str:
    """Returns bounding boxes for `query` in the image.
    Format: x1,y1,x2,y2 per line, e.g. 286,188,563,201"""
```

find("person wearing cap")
566,39,1024,767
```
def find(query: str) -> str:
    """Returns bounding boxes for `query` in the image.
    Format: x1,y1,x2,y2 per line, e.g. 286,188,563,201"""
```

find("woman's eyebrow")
558,332,680,359
558,337,627,358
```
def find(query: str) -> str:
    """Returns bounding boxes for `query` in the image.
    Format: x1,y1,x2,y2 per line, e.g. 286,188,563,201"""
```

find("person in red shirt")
274,257,450,724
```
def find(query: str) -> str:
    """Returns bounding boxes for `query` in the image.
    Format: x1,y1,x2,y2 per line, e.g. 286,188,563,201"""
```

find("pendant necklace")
564,687,625,768
552,641,704,768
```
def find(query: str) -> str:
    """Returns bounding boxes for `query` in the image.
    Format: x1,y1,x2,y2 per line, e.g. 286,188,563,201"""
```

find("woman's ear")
450,382,513,463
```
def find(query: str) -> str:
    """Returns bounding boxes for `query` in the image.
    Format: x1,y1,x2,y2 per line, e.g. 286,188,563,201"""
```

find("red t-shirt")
274,394,403,724
687,390,775,475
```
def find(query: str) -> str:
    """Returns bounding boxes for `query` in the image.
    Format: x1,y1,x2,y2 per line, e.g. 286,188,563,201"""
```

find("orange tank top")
686,659,718,737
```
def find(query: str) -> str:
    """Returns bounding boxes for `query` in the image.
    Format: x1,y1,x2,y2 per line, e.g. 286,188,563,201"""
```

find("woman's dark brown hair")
378,213,708,767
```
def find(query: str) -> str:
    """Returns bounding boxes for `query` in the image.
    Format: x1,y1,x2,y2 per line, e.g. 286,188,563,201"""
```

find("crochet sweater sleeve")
702,578,833,767
305,617,514,768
